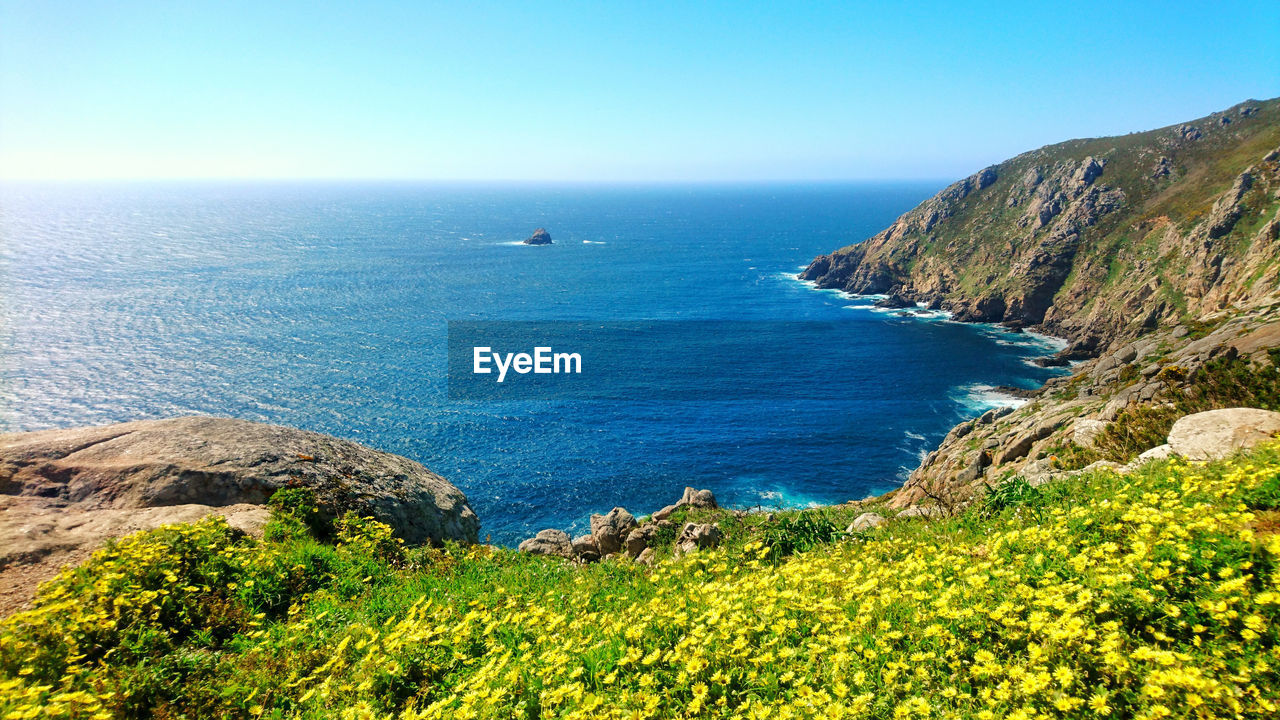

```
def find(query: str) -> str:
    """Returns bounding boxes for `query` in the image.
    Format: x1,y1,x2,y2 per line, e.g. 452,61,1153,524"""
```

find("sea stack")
523,228,553,245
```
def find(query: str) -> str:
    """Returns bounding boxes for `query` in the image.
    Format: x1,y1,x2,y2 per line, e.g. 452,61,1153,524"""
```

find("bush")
757,510,839,562
265,486,329,541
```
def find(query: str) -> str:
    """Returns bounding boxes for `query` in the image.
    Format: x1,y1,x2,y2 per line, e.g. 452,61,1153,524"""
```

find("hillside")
802,98,1280,359
3,441,1279,718
800,99,1280,509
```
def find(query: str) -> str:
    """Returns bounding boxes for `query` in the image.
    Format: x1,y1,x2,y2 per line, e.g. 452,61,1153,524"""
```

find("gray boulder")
679,487,718,509
0,416,480,615
676,522,722,553
570,534,600,562
589,507,637,555
1138,444,1174,463
1167,408,1280,461
0,416,478,546
624,526,653,558
652,486,717,521
849,512,886,531
1073,419,1107,448
518,529,572,557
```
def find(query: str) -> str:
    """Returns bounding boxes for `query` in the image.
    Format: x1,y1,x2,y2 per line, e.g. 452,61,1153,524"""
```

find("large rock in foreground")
1167,408,1280,461
1,416,479,613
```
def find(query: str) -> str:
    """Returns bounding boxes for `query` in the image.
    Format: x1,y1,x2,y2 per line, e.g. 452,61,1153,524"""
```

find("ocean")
0,181,1066,544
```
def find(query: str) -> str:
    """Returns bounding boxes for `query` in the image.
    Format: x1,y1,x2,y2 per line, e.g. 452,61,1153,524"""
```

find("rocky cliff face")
803,99,1280,359
803,98,1280,511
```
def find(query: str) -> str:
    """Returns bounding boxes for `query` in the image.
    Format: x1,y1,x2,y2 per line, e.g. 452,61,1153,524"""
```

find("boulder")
679,487,718,509
0,416,481,616
676,523,721,554
1080,460,1121,474
518,529,572,557
1073,419,1107,448
522,228,553,245
570,534,599,562
849,512,886,531
635,547,656,566
651,504,679,522
653,487,718,521
1137,444,1174,463
1167,408,1280,461
589,507,637,555
0,416,478,547
624,526,652,558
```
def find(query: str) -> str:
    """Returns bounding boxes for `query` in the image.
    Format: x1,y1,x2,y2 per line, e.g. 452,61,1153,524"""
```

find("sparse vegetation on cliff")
802,99,1280,358
5,444,1280,719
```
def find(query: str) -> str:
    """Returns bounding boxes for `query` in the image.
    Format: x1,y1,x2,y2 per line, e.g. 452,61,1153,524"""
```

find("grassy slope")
4,445,1280,719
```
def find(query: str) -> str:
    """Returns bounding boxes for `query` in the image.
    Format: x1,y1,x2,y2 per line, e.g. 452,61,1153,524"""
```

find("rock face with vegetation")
0,416,478,613
802,99,1280,358
800,98,1280,511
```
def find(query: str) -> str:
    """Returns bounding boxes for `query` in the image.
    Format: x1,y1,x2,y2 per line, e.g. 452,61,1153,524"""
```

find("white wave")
582,240,607,244
950,382,1028,415
904,430,926,442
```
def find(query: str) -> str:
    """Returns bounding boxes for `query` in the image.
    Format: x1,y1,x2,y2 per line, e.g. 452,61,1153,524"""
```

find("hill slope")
3,442,1280,718
802,98,1280,359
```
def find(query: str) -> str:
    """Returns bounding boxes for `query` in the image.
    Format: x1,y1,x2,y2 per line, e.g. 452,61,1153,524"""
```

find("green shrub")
758,510,839,562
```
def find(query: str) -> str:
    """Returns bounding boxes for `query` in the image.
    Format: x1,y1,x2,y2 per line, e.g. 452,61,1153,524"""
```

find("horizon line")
0,175,957,185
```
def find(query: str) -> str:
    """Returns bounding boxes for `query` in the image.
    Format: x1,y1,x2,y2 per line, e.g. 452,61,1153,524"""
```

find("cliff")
802,98,1280,360
800,98,1280,508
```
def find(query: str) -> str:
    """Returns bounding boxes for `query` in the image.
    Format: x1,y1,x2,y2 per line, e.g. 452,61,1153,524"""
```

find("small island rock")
522,228,553,245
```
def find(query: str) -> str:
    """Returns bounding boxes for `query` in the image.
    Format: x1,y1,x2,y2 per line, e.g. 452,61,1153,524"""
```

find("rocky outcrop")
0,416,479,614
1167,408,1280,460
519,487,718,563
522,228,553,245
894,306,1280,507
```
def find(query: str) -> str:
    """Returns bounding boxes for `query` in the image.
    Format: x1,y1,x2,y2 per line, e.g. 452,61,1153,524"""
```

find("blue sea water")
0,181,1066,544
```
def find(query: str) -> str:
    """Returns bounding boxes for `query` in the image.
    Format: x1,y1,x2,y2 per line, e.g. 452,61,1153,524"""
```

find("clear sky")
1,1,1277,182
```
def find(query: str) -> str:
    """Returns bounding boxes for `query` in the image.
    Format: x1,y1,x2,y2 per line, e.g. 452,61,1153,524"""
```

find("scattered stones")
520,487,719,563
1177,124,1202,141
1167,408,1280,461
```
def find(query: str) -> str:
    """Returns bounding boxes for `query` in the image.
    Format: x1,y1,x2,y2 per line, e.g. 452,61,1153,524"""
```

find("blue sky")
1,1,1277,181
